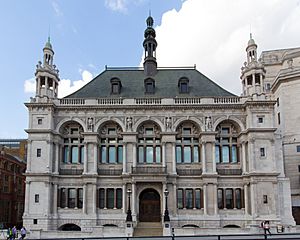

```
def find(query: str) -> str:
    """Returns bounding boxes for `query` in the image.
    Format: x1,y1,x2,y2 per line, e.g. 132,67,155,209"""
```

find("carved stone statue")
205,116,212,131
126,117,133,131
165,117,172,131
87,117,94,131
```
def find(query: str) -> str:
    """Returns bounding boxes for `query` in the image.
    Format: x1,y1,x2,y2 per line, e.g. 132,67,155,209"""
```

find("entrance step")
133,222,163,237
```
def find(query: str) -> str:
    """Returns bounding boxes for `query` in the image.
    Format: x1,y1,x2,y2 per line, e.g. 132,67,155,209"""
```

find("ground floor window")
98,188,122,209
58,187,83,209
217,188,243,209
177,188,202,209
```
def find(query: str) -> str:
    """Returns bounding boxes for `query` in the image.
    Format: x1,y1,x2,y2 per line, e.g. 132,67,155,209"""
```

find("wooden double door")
139,189,161,222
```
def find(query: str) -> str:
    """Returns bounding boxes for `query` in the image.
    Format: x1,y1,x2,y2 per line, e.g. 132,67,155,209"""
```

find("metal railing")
132,166,167,174
176,168,202,176
59,168,83,175
97,168,123,175
217,168,242,175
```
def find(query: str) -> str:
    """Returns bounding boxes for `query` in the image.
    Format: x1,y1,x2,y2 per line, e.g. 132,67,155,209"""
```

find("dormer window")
178,77,189,93
144,78,155,94
110,78,122,94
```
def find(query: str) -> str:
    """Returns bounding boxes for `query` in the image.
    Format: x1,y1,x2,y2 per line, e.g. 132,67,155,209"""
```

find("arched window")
137,122,161,164
215,121,240,164
144,78,155,94
60,122,84,164
99,122,123,164
176,122,200,163
110,77,122,94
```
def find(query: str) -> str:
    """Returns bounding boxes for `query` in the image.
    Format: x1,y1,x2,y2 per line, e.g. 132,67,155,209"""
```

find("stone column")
122,143,127,174
173,184,177,215
93,143,98,173
45,76,48,94
122,184,126,214
212,143,216,173
132,183,136,216
53,183,58,215
203,184,207,215
83,143,88,173
48,141,53,173
249,139,255,172
163,183,167,215
24,181,30,214
26,141,32,172
244,184,249,215
214,184,218,215
250,182,256,216
202,142,206,173
47,182,51,215
92,184,97,214
172,143,176,174
54,142,60,174
242,142,247,173
133,143,137,168
83,184,87,214
162,143,166,168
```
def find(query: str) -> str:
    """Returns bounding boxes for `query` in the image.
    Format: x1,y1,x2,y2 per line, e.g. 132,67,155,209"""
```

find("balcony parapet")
217,168,242,175
176,168,202,176
97,168,123,176
132,166,166,174
59,168,83,175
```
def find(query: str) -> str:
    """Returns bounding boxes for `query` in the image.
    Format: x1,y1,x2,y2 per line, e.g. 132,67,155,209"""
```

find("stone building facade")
24,17,298,238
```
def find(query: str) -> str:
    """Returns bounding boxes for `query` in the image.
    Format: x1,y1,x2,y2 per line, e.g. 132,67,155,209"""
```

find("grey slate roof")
65,68,235,98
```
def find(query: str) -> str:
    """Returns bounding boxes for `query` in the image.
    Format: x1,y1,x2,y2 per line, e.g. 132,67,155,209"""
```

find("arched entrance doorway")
139,189,161,222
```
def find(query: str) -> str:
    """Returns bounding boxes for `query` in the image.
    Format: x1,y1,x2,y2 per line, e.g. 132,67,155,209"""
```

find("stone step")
133,222,163,237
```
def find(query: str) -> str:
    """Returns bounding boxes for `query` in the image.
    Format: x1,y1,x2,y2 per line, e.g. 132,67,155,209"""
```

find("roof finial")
250,32,252,40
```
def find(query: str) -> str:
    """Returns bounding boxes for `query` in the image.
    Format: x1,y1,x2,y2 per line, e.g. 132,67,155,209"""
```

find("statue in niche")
126,117,133,131
165,117,172,131
205,116,213,131
87,117,94,131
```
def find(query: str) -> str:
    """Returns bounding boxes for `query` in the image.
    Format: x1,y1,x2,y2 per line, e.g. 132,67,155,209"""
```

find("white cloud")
105,0,128,13
51,1,63,17
23,70,94,98
149,0,300,95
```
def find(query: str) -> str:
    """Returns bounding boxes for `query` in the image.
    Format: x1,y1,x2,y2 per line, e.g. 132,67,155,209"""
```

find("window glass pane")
108,139,117,143
193,146,199,163
221,128,230,134
183,128,191,134
101,147,106,163
235,189,242,209
71,146,79,163
232,146,237,163
145,139,153,143
109,147,116,163
118,146,123,163
176,146,182,163
71,139,78,144
108,128,116,135
145,128,153,135
185,189,193,209
215,146,220,163
177,189,183,209
221,138,229,143
61,188,67,208
78,189,83,209
225,189,233,209
116,189,122,209
180,83,188,93
99,189,105,209
195,189,201,209
63,146,69,163
68,189,76,208
218,189,224,209
112,84,119,93
107,189,114,209
155,147,161,163
222,146,230,163
80,146,84,163
183,146,191,163
183,138,191,144
138,147,144,163
146,147,154,163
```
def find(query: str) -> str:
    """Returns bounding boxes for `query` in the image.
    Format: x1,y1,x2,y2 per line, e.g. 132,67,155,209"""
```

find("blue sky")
1,0,300,138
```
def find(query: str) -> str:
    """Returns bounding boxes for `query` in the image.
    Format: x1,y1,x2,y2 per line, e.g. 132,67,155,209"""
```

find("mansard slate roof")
65,68,235,99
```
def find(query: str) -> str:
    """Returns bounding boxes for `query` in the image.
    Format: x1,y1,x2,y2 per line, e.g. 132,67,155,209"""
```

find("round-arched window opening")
59,224,81,231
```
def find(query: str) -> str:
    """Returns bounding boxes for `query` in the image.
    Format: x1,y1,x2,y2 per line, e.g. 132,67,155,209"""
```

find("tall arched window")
61,122,84,164
99,122,123,164
137,121,161,164
176,122,201,163
215,121,240,164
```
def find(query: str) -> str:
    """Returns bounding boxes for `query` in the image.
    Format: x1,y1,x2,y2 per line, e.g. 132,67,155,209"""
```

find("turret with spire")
143,13,157,76
240,34,265,97
35,37,60,100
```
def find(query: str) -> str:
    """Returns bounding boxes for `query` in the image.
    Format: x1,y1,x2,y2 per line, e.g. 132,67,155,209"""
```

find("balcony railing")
132,166,166,174
217,168,242,175
59,168,83,175
176,168,202,176
97,168,123,175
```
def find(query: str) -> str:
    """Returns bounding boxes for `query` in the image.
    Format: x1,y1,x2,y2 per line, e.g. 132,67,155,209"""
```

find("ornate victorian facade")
24,17,299,238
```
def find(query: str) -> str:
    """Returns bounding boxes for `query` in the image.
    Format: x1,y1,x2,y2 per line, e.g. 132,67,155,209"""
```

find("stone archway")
139,188,161,222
